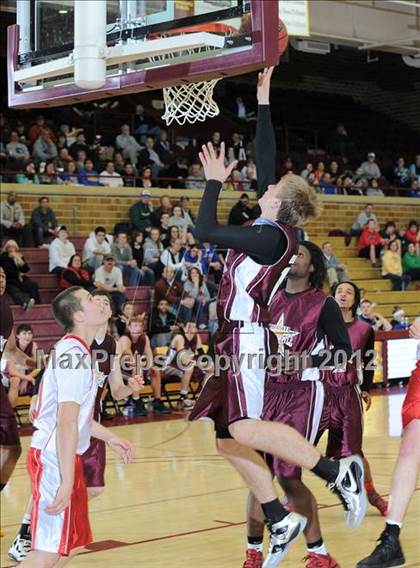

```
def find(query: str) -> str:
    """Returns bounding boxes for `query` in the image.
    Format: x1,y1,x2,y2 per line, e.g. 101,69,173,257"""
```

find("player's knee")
87,486,105,499
228,419,255,445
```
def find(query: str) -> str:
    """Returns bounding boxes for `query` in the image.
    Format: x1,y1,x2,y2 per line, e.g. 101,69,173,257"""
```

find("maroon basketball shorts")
189,323,273,435
320,384,363,459
0,383,20,447
402,362,420,430
81,436,106,488
262,381,328,479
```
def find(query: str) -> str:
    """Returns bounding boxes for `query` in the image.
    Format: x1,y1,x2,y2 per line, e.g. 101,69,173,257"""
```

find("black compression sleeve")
361,327,375,392
195,180,288,265
255,105,276,197
312,297,352,367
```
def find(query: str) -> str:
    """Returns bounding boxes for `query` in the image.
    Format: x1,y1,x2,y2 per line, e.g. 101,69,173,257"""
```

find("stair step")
375,304,420,318
347,269,380,279
353,279,392,292
367,291,420,303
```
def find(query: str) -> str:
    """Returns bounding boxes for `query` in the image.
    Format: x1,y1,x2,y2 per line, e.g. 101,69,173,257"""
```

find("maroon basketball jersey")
127,333,147,355
0,294,14,361
268,287,329,383
91,333,117,420
217,220,297,324
325,319,372,386
179,329,198,352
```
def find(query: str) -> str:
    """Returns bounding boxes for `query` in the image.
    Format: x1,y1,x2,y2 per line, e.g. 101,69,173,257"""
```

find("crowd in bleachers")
0,109,419,197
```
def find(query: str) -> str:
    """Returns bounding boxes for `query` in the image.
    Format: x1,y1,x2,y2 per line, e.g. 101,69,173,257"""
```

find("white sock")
308,542,328,556
386,519,402,528
180,390,188,396
247,542,263,552
22,513,31,524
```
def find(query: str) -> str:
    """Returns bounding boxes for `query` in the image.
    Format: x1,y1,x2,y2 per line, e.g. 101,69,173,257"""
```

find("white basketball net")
161,79,220,126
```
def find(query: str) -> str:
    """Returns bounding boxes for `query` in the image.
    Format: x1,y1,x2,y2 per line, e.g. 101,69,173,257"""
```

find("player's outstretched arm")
255,67,276,197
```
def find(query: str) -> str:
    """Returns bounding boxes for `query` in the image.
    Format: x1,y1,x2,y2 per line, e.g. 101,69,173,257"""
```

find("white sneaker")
8,534,32,562
262,512,307,568
328,454,367,528
177,396,194,409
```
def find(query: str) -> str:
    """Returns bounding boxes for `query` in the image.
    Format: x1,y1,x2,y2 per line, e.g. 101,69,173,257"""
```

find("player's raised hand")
257,66,274,105
199,142,237,183
45,483,72,515
108,436,135,464
128,373,144,395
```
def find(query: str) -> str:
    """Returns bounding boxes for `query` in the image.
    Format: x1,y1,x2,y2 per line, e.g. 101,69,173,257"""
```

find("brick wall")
5,183,419,237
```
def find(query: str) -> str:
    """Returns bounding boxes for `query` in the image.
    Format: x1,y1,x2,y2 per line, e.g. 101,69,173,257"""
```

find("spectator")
163,226,181,248
15,121,30,147
154,130,173,165
211,131,222,153
130,230,155,284
139,136,165,178
56,133,67,152
165,157,189,189
226,169,245,192
78,158,101,186
154,266,184,312
366,178,384,197
228,132,247,163
133,104,160,140
235,96,256,122
322,242,348,287
112,232,150,286
59,123,80,147
28,115,54,145
159,213,170,244
55,147,73,170
130,189,154,233
0,191,27,245
99,161,123,188
382,240,410,291
94,255,127,312
160,238,186,280
0,239,41,308
407,179,420,198
300,162,313,181
401,220,419,249
279,157,294,178
32,129,58,163
138,166,154,189
115,124,142,165
359,299,392,331
314,161,325,182
31,196,59,247
380,221,401,251
122,163,137,187
61,160,79,185
59,254,94,290
113,151,126,175
409,154,420,182
242,162,258,191
393,156,410,188
168,205,192,233
185,163,206,190
183,266,211,327
69,131,89,160
94,145,108,173
48,226,76,274
152,195,172,226
328,161,340,183
357,219,384,268
228,193,256,225
199,242,223,282
114,301,135,337
360,152,381,180
143,227,164,277
150,298,178,348
40,162,63,185
403,242,420,282
319,173,336,194
183,244,203,273
82,226,111,271
75,149,87,172
390,307,408,330
179,196,196,224
16,161,40,185
6,131,30,163
351,204,378,238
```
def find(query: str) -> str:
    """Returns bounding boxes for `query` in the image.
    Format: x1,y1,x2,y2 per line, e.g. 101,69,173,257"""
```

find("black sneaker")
152,399,172,415
132,399,148,417
356,530,405,568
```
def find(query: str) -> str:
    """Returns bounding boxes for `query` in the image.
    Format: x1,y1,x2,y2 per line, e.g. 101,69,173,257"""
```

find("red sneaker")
304,552,341,568
368,492,388,516
242,549,264,568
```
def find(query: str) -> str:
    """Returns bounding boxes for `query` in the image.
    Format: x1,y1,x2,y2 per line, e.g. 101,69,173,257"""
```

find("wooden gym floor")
1,389,419,568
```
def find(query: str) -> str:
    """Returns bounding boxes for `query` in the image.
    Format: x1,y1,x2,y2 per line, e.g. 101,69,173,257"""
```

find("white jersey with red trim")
32,336,96,455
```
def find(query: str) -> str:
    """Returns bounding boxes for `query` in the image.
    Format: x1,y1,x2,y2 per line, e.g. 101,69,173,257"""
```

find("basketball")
278,18,289,57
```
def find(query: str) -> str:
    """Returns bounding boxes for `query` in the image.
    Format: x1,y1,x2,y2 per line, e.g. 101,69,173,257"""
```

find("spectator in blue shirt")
319,172,336,194
407,179,420,198
393,157,410,187
78,158,101,186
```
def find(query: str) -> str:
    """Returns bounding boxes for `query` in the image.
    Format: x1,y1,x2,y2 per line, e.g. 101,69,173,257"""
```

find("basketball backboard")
8,0,280,109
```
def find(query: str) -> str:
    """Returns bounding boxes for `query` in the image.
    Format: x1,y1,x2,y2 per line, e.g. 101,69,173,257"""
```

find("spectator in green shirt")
129,189,154,234
403,242,420,281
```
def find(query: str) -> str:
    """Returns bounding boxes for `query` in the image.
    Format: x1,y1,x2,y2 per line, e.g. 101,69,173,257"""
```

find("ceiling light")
58,10,68,14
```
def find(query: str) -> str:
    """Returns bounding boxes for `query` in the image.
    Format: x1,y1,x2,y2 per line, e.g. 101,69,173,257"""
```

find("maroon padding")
8,0,279,109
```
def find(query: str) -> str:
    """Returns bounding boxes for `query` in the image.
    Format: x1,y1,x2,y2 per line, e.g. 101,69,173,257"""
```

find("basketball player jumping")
9,288,144,562
242,242,351,568
190,67,367,566
19,287,134,568
357,322,420,567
